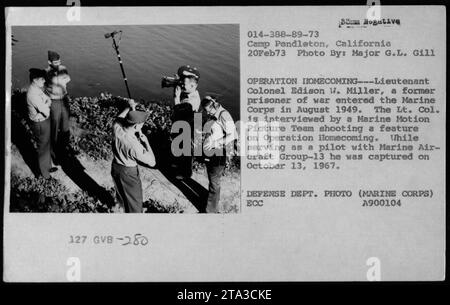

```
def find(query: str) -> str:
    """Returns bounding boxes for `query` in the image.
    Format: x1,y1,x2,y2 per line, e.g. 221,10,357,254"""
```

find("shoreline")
9,91,240,213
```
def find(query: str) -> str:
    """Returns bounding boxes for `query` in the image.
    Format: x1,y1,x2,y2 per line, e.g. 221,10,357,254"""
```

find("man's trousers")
205,155,226,213
30,119,51,179
111,162,143,213
50,98,70,162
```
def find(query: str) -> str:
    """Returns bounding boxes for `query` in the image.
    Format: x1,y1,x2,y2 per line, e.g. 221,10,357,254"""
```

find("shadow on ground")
147,130,208,213
11,91,40,177
58,152,116,208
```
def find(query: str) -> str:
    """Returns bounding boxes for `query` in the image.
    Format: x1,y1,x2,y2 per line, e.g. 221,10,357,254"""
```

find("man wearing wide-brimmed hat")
111,99,156,213
45,50,71,164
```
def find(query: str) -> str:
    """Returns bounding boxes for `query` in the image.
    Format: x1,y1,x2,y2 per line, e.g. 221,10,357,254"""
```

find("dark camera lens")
161,76,179,88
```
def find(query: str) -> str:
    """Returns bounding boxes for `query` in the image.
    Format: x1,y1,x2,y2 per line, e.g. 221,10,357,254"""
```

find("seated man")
111,99,156,213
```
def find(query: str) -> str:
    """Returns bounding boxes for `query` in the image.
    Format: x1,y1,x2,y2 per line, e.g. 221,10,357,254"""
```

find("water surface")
12,24,240,119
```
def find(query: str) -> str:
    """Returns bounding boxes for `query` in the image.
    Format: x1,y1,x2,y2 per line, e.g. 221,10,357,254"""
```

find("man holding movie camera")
201,96,238,213
162,65,201,112
162,65,201,179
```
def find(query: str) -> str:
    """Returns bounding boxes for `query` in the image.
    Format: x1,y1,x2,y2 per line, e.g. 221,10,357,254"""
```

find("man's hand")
127,98,137,110
138,131,151,151
203,138,221,151
174,86,182,105
174,85,181,98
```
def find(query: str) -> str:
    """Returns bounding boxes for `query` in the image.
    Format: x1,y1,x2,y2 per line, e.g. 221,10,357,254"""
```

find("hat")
29,68,47,81
126,111,148,124
177,65,200,79
48,50,60,61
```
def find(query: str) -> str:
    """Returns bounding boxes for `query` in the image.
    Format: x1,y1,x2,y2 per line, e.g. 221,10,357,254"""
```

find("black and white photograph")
2,4,445,284
9,24,240,213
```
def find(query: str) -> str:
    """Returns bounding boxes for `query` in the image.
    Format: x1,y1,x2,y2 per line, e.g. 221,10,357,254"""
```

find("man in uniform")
26,68,55,178
45,50,71,164
173,65,201,112
201,96,238,213
171,65,201,179
111,99,156,213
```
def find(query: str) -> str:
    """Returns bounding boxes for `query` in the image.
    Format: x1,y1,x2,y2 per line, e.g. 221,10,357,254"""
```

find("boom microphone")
104,30,131,98
104,30,121,39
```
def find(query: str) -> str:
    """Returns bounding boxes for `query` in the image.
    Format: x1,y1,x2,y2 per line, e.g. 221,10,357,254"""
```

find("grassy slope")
10,92,240,213
11,144,240,213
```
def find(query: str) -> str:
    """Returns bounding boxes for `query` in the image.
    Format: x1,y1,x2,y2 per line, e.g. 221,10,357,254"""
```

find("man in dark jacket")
45,50,71,164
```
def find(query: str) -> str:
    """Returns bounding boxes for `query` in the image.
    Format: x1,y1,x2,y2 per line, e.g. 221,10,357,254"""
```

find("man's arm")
117,107,131,119
46,67,71,96
203,112,237,150
27,90,50,118
190,91,201,112
58,73,71,86
59,66,71,84
218,111,237,146
174,86,182,105
137,131,151,151
134,141,156,168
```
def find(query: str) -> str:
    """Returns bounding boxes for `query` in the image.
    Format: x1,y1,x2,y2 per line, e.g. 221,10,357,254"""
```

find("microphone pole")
105,30,132,99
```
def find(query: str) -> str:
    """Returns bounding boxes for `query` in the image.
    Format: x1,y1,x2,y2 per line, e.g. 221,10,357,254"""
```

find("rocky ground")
10,124,240,214
9,92,240,213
